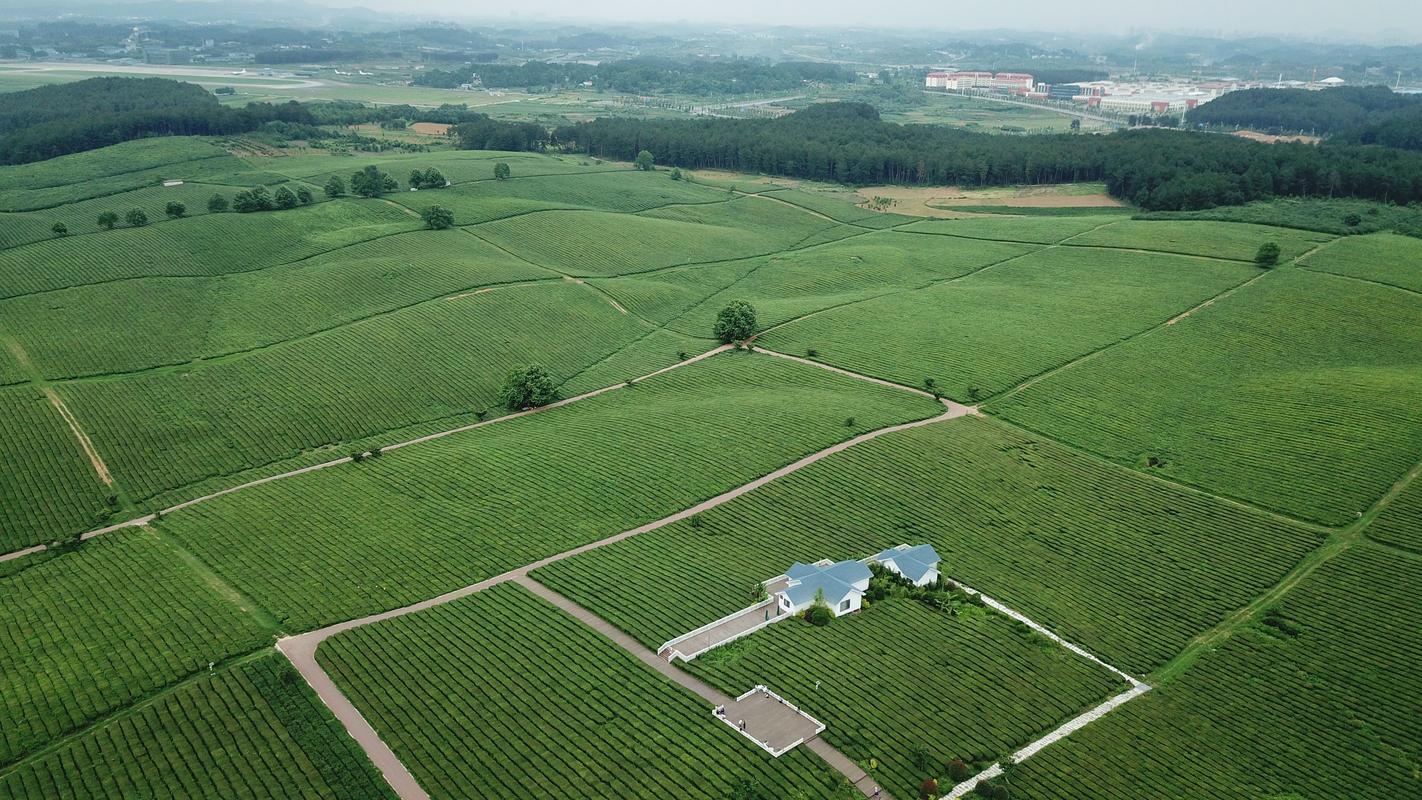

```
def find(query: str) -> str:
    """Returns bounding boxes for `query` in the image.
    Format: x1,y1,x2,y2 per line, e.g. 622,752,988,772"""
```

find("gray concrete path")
1,344,734,563
278,404,954,800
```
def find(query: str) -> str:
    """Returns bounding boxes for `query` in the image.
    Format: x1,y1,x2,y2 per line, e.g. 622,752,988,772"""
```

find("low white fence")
658,575,788,662
713,684,827,758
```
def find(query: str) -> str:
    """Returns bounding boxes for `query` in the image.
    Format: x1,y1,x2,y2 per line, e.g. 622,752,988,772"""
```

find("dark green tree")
207,193,228,213
274,186,298,210
713,300,757,343
97,211,118,230
493,162,511,180
164,200,186,218
351,165,395,197
420,204,454,229
1255,241,1281,267
51,221,68,236
295,186,314,204
634,149,655,170
125,207,148,227
499,364,559,411
324,174,345,198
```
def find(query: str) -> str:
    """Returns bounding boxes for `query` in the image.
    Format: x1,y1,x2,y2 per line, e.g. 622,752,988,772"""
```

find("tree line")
1188,86,1422,149
415,57,855,95
551,102,1422,210
0,77,311,165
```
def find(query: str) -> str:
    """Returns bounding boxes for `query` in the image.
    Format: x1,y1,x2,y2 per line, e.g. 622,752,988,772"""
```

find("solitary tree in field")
670,167,682,180
1255,241,1281,268
713,300,757,343
295,186,314,205
164,201,186,219
420,204,454,230
499,364,559,411
207,193,229,213
634,149,655,171
324,175,346,199
51,222,68,237
97,211,119,230
125,208,149,227
274,186,299,210
493,162,511,181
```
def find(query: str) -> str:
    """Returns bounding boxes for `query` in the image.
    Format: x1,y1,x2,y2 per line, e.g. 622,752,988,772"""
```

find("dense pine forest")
1188,86,1422,149
556,103,1422,209
0,78,311,164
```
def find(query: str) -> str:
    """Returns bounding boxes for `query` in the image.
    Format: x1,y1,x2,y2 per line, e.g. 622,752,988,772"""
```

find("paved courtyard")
715,686,824,757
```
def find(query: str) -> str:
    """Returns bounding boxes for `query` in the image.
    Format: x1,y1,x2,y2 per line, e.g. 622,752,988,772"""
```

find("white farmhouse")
869,544,941,587
775,560,872,617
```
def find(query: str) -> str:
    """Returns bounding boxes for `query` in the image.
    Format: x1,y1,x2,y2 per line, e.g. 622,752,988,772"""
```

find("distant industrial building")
925,71,1033,92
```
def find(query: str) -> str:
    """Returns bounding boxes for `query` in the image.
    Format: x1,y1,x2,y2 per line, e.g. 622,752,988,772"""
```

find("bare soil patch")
1232,130,1322,145
857,184,1122,217
408,122,452,136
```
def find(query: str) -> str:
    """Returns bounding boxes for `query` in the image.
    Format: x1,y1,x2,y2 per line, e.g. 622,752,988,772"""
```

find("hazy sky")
334,0,1421,41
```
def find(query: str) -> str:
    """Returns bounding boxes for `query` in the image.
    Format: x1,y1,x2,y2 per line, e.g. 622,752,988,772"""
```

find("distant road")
3,61,326,89
924,89,1126,129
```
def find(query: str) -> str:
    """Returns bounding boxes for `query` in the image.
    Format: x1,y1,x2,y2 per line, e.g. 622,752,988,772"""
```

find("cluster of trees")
555,102,1422,210
349,165,399,197
226,184,314,212
415,57,855,94
1189,86,1422,136
0,77,314,164
408,168,448,189
454,116,551,152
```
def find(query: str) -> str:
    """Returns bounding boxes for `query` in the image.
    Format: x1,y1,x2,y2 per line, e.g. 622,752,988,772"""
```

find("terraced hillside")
3,138,1419,800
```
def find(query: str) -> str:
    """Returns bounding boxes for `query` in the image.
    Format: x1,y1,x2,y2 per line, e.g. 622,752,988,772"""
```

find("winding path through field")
279,399,971,799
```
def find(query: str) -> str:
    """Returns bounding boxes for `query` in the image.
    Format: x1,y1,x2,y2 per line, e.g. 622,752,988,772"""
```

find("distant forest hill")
555,103,1422,211
414,58,857,94
1189,86,1422,150
0,77,311,164
0,78,546,165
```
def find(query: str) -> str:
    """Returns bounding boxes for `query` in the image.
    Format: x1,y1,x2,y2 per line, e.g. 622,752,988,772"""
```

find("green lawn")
0,199,416,299
0,530,273,766
686,598,1123,800
991,268,1422,525
389,168,732,224
58,281,652,505
1007,544,1422,800
154,352,940,630
0,386,113,550
0,652,394,800
318,583,852,799
533,416,1322,675
472,196,849,276
663,231,1035,335
898,214,1119,244
1,228,553,378
1299,232,1422,293
759,246,1258,400
1367,477,1422,554
1065,219,1334,262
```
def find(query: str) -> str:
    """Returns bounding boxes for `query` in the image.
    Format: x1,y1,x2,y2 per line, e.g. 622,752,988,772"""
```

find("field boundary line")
1153,451,1422,685
278,406,967,800
939,579,1149,799
42,387,113,486
0,344,731,563
37,274,567,387
986,267,1271,407
0,647,273,779
0,222,424,303
1297,264,1422,299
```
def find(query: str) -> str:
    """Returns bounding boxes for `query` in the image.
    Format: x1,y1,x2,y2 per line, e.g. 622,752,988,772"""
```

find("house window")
839,599,851,612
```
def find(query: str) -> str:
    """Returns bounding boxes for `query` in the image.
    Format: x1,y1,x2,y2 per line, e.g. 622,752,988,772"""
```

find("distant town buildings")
925,71,1033,92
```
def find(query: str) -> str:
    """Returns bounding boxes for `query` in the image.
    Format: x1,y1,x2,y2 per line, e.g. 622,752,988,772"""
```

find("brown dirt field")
856,184,1122,217
408,122,452,136
1232,130,1322,145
